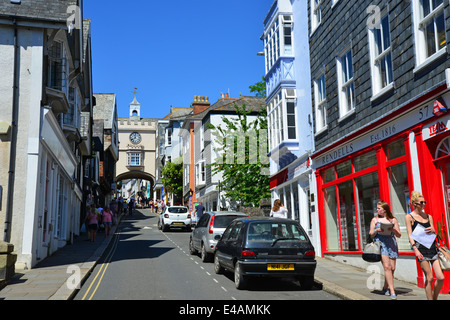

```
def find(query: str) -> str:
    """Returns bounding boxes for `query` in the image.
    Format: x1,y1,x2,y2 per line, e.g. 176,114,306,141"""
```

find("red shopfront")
312,90,450,293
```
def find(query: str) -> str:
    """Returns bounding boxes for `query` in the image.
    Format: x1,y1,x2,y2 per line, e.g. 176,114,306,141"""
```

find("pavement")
1,210,449,301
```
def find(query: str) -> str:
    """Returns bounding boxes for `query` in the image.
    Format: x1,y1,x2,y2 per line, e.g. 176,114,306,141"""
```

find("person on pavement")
406,191,445,300
85,206,100,242
102,205,114,237
269,199,288,219
194,202,205,221
369,201,401,300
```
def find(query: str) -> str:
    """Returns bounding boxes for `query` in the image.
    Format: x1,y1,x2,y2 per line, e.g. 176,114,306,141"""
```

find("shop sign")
423,113,450,141
433,99,448,117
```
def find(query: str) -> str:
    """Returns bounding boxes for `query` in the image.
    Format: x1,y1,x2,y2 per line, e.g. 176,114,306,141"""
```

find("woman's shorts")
104,222,112,226
88,224,97,231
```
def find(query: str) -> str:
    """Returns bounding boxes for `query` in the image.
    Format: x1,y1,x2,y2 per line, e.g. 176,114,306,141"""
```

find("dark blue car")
214,217,316,290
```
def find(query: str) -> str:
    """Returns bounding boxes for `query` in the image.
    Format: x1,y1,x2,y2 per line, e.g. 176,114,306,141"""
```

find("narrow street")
74,209,340,301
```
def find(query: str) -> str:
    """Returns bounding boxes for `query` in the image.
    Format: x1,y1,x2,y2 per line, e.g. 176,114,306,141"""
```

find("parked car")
189,211,248,262
158,206,191,232
213,217,316,290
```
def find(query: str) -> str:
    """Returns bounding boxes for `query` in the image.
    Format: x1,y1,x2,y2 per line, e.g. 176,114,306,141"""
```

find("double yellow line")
81,229,121,300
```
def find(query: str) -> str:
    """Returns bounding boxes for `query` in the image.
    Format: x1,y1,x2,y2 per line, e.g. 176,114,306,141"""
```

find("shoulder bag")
437,236,450,271
362,236,381,263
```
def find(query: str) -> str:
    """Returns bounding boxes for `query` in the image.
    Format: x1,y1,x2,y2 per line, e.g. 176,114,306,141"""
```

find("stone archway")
116,171,155,183
116,171,155,202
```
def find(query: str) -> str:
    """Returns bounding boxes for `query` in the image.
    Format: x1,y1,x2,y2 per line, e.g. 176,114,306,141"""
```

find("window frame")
368,13,394,99
336,47,355,120
411,0,447,72
127,152,142,166
311,0,323,34
314,72,327,134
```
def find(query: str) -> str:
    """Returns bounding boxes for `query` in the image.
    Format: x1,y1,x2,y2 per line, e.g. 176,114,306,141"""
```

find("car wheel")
189,238,198,255
298,275,314,290
234,262,247,290
201,243,212,262
214,253,224,274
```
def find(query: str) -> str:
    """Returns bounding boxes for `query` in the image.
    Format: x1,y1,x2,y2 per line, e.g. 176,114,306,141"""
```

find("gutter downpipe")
4,18,20,243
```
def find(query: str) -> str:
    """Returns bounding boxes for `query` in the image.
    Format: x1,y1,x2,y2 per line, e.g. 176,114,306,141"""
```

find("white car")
158,206,191,232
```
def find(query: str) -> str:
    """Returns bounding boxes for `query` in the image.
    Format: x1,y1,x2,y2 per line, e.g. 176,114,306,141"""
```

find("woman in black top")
406,191,445,300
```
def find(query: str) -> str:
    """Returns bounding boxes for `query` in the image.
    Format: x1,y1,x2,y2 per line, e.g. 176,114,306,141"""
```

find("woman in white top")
270,199,288,218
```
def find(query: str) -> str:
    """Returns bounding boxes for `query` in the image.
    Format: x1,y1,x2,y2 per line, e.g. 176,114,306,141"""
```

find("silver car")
189,211,248,262
158,206,191,232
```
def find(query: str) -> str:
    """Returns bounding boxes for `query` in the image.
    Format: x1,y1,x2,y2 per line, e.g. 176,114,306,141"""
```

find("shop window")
388,162,410,250
322,167,335,184
320,140,413,254
336,160,352,178
324,186,340,251
436,136,450,158
354,150,377,172
338,181,358,251
386,139,405,160
355,172,380,245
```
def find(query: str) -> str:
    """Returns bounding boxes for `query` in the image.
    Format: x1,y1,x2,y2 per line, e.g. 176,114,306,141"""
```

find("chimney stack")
192,95,210,114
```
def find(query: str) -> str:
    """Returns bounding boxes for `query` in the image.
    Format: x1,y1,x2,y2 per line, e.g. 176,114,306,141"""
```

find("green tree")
249,76,266,97
161,160,183,198
207,103,270,207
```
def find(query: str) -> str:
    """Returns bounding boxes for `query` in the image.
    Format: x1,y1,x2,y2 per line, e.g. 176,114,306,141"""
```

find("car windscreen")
168,207,188,213
213,216,242,228
247,222,309,243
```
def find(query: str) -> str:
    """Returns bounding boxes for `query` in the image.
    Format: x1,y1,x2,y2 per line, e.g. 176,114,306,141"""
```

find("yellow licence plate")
267,264,295,271
173,222,184,225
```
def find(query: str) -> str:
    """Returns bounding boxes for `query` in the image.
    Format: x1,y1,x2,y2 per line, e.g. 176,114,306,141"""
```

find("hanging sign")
433,99,448,117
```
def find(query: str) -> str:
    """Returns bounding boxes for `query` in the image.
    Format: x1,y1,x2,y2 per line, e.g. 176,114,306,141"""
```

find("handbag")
362,236,381,263
436,237,450,271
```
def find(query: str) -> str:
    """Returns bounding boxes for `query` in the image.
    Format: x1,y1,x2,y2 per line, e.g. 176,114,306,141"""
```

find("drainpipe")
4,18,20,243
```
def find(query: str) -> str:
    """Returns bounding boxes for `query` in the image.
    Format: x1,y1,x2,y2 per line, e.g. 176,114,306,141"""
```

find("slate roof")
0,0,78,24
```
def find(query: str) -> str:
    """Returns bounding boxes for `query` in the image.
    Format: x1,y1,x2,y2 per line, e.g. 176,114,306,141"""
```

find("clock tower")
116,90,158,201
129,88,141,120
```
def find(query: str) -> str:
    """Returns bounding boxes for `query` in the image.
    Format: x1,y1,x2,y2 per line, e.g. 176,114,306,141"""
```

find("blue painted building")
263,0,320,251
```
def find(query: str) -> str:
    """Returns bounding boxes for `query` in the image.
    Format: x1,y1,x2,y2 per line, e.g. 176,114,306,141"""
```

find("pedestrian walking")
406,191,445,300
102,205,114,237
129,199,134,216
154,200,159,214
85,206,100,242
369,201,401,300
149,199,154,213
194,201,205,221
123,200,128,214
269,199,288,219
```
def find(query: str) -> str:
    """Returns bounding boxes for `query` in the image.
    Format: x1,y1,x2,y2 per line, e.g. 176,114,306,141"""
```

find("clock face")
130,132,141,144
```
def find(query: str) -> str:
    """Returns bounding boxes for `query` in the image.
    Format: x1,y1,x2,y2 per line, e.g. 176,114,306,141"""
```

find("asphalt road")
74,209,340,301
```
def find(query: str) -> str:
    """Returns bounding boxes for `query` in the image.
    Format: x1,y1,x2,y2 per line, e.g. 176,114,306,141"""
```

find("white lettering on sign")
429,122,448,137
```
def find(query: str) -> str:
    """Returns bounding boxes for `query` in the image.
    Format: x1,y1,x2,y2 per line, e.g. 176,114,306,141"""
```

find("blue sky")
84,0,274,119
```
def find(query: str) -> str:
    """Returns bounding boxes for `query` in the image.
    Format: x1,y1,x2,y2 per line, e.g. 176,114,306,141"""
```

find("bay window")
264,14,294,73
267,88,298,151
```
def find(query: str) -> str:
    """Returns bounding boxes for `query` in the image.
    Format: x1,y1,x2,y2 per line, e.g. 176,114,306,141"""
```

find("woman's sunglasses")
415,201,427,205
